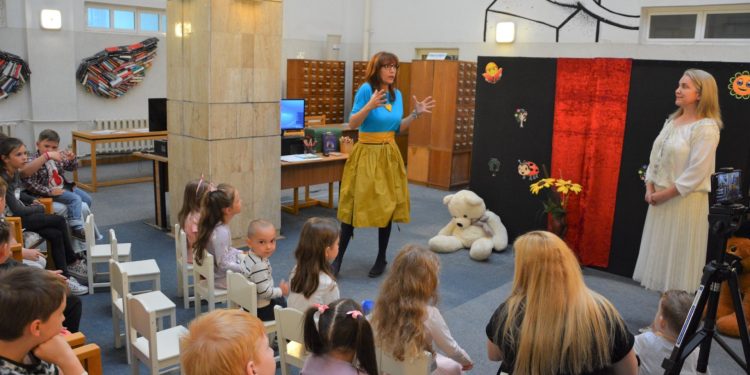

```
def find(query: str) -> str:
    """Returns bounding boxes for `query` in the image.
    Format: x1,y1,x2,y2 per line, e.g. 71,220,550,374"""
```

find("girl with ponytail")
192,183,245,289
301,298,378,375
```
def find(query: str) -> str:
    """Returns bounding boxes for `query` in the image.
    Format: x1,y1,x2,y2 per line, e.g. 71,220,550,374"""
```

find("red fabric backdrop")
551,58,632,267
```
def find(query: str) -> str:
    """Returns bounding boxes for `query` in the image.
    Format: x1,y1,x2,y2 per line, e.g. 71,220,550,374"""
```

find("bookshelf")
407,60,476,189
286,59,345,124
75,38,158,99
0,50,31,100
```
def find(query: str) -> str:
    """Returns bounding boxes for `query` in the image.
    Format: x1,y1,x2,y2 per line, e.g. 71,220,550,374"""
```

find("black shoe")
368,261,387,278
71,228,86,242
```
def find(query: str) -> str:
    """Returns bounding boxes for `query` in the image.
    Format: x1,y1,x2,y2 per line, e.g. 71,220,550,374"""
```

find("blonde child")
372,244,473,375
241,219,289,321
181,309,276,375
177,177,212,263
301,298,378,375
635,290,708,375
288,217,340,311
192,183,244,289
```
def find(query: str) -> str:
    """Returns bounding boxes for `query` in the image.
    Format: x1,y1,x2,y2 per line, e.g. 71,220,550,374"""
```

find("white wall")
0,0,165,148
1,0,746,145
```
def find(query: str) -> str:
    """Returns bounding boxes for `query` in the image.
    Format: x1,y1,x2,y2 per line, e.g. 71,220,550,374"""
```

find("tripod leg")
727,270,750,373
663,276,713,374
696,280,722,373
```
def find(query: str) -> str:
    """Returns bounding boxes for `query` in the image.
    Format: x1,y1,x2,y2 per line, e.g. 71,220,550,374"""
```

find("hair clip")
314,303,329,314
346,310,363,319
196,174,205,197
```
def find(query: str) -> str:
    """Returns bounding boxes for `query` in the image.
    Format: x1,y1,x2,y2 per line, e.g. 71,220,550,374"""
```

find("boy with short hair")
240,219,288,321
23,130,92,241
0,266,86,375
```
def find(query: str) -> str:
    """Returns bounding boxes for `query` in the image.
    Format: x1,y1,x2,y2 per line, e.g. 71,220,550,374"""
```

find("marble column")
167,0,282,238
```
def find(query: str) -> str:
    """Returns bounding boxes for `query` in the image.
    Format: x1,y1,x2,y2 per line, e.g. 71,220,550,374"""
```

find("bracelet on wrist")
412,109,420,119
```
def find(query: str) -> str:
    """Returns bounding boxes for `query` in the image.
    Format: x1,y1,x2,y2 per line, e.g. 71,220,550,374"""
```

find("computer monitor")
280,99,305,132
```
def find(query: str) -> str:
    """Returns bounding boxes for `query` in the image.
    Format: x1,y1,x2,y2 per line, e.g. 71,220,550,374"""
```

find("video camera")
710,168,743,206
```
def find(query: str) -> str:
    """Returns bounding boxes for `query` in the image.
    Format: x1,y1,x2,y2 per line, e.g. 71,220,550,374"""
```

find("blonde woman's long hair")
670,68,723,129
371,244,439,361
497,231,627,375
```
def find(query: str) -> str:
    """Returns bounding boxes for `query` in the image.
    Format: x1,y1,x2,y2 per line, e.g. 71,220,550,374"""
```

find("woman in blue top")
333,51,435,278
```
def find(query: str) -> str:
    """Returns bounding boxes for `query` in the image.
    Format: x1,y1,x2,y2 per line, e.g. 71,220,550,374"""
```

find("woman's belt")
358,131,395,144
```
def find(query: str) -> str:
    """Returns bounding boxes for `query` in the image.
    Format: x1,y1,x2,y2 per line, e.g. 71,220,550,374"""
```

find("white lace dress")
633,118,720,293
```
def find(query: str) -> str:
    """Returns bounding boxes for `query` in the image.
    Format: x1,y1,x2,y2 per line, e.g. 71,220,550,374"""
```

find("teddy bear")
428,190,508,261
717,236,750,337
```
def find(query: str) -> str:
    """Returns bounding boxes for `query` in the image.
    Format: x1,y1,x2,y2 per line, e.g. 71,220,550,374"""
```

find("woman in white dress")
633,69,722,294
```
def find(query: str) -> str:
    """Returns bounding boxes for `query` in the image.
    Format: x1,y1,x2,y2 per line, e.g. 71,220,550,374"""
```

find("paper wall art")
515,108,528,127
76,38,158,99
517,160,540,180
488,158,501,176
0,50,31,101
483,62,503,84
729,71,750,100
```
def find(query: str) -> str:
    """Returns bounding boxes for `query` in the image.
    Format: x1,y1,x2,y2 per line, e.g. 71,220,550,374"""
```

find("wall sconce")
40,9,62,30
495,22,515,43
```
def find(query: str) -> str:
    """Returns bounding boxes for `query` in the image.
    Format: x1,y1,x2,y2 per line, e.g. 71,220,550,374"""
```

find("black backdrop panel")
471,57,558,241
608,60,750,276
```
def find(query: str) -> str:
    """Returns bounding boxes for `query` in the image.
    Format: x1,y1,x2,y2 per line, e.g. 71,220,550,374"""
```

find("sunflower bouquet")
529,177,583,219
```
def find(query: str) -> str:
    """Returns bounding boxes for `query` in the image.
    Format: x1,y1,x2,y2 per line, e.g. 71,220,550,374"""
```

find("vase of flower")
549,213,568,238
529,175,582,238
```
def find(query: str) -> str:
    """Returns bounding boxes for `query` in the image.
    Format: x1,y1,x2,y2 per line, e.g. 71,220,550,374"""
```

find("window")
85,3,165,34
113,9,134,30
646,6,750,42
87,7,109,29
140,12,160,32
705,12,750,39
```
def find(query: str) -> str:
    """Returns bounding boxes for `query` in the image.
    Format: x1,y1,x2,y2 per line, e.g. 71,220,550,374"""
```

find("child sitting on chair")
302,298,379,375
634,290,709,375
181,309,276,375
0,267,86,375
241,219,288,321
22,130,92,241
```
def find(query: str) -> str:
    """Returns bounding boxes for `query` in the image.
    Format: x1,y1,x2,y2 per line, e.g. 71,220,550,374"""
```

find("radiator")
93,119,153,154
0,122,16,137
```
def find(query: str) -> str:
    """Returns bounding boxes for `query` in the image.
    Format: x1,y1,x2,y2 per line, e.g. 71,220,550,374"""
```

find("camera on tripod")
709,168,747,217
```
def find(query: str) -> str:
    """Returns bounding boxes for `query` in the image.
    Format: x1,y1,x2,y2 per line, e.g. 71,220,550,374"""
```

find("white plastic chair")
127,293,187,374
109,229,161,292
192,252,227,316
226,270,277,335
274,305,307,375
376,348,433,375
109,260,175,364
174,224,194,309
85,214,131,293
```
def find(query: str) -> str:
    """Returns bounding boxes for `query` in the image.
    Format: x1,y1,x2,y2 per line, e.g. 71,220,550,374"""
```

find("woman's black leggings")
338,221,392,265
21,213,77,276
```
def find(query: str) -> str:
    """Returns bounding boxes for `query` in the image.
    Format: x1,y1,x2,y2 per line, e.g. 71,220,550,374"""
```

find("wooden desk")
281,153,348,214
72,130,168,192
133,152,169,231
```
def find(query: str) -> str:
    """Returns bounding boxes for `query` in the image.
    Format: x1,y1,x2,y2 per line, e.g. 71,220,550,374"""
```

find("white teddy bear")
428,190,508,261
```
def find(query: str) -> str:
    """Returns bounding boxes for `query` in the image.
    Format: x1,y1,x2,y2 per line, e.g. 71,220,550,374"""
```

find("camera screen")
712,170,743,205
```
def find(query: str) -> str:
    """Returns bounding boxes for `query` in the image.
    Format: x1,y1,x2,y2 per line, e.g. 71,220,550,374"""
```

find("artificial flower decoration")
529,176,583,219
514,108,528,128
728,71,750,100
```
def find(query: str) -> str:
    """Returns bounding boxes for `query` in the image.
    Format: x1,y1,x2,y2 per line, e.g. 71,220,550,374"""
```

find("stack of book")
0,50,31,100
75,38,158,99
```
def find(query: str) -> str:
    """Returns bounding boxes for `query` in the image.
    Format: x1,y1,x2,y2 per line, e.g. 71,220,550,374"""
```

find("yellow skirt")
337,132,410,227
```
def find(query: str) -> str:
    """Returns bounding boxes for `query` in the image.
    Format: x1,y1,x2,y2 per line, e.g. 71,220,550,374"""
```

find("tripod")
663,203,750,374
